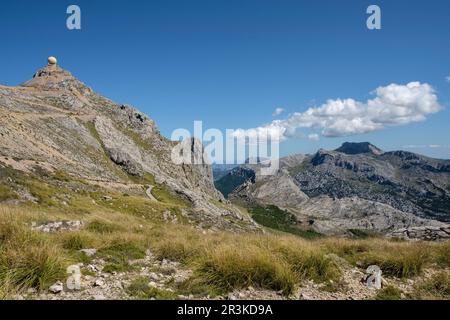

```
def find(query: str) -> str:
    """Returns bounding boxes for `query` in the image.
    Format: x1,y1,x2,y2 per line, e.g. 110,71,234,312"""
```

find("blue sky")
1,0,449,159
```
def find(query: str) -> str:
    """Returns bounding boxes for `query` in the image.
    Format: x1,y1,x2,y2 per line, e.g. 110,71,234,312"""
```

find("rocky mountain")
211,163,238,181
215,142,450,238
0,60,254,231
335,142,383,155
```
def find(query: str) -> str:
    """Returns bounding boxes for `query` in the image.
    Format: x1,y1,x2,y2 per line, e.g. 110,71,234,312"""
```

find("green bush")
250,205,322,239
358,249,428,278
61,233,92,250
413,272,450,299
278,246,340,283
0,244,66,291
375,286,403,300
99,241,146,269
127,277,177,300
86,220,120,234
197,244,297,295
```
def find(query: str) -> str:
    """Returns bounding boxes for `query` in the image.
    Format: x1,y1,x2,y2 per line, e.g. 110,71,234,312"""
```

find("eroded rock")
31,220,84,233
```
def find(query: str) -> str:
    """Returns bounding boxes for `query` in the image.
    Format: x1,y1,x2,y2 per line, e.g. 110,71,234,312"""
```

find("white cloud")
403,144,447,149
233,82,441,140
307,133,320,141
272,107,285,116
446,76,450,82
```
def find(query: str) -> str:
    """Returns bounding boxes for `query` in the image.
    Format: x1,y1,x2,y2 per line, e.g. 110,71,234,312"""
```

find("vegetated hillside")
0,61,255,232
214,167,256,198
1,205,449,300
212,164,238,181
215,143,450,238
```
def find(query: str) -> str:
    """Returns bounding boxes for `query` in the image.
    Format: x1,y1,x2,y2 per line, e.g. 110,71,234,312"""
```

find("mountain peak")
335,142,383,155
21,58,90,92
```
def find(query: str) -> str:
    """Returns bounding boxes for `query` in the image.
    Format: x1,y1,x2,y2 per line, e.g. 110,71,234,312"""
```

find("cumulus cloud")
272,107,285,116
233,82,441,140
307,133,320,141
403,144,448,149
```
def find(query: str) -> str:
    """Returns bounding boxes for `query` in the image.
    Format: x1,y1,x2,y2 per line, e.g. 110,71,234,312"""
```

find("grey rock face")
217,142,450,237
388,226,450,241
335,142,383,156
294,148,450,222
80,249,97,257
0,63,254,232
107,148,144,176
295,196,446,235
31,221,84,233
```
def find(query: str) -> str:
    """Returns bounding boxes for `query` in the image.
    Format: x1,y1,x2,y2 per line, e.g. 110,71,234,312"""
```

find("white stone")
48,56,57,65
94,279,105,287
80,248,97,257
49,281,64,294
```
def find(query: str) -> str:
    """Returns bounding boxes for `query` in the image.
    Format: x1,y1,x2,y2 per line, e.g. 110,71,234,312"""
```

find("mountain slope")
0,61,254,231
216,142,450,237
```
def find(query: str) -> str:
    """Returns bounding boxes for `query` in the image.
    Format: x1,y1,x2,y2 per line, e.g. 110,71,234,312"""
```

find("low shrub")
127,277,177,300
197,244,297,295
375,286,403,300
412,272,450,299
86,220,121,234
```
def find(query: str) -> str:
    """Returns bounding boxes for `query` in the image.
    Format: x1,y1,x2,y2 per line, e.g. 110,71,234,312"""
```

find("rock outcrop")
0,60,254,231
388,226,450,241
215,142,450,237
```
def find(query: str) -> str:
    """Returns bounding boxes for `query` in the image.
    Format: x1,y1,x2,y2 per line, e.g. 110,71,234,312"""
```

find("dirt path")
146,185,158,202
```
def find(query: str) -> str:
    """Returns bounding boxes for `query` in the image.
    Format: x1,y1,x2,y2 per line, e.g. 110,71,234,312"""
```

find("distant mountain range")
214,142,450,238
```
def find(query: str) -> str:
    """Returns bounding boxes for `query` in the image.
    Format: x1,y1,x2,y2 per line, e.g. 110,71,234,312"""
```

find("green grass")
0,211,67,293
1,182,450,300
17,178,60,207
287,160,313,176
86,220,121,234
357,249,428,278
214,175,247,198
99,241,146,273
127,277,178,300
102,263,133,274
121,128,154,152
322,239,432,278
250,205,322,239
348,229,378,239
411,272,450,300
375,286,403,300
61,232,94,251
154,239,198,263
0,184,18,202
196,243,297,295
97,241,147,273
53,170,72,182
276,245,341,283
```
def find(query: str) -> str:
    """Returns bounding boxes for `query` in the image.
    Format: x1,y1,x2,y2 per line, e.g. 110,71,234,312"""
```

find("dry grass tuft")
0,204,449,299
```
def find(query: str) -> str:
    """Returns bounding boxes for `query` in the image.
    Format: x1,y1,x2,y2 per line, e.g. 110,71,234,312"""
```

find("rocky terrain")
0,60,254,231
216,142,450,238
0,60,449,301
12,246,442,301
